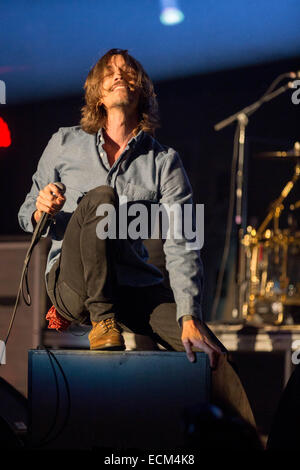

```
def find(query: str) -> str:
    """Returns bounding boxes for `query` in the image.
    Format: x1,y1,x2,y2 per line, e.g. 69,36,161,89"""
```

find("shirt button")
100,152,104,157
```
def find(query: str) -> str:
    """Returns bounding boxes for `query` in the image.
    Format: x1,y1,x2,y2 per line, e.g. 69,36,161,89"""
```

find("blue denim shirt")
18,126,203,322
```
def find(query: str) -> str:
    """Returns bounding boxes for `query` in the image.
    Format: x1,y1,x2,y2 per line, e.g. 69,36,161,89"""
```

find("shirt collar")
96,128,144,148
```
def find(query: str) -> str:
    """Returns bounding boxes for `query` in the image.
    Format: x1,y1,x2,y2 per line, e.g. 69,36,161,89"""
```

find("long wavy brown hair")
80,48,160,136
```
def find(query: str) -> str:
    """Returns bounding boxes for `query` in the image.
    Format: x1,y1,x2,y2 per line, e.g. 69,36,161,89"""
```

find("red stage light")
0,117,11,147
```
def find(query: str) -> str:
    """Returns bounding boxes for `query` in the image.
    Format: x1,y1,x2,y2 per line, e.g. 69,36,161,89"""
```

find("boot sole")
90,344,125,351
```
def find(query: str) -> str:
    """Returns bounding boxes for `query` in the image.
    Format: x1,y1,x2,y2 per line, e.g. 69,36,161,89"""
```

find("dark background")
0,55,299,320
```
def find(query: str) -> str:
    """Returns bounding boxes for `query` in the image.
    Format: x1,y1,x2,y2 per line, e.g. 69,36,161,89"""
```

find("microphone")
20,181,66,307
33,182,66,240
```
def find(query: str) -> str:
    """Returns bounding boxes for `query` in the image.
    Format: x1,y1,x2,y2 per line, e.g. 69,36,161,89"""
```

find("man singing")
18,48,222,367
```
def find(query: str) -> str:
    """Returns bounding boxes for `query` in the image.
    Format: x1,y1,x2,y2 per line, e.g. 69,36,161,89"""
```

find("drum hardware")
213,74,299,323
239,145,300,325
255,141,300,159
290,200,300,211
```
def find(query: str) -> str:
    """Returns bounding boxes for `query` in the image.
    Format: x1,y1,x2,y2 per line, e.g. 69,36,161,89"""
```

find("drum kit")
239,142,300,324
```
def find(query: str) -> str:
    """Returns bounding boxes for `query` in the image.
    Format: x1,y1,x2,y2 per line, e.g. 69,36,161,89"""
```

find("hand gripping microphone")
33,182,66,242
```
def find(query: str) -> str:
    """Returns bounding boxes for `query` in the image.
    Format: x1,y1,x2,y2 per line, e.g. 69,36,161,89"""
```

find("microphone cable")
0,182,65,363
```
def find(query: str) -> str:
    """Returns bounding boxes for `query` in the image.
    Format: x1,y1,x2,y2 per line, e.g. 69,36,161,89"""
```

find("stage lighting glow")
160,7,184,25
160,0,184,26
0,117,11,147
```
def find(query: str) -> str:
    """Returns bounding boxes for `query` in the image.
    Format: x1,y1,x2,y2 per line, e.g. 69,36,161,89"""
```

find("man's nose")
113,68,123,81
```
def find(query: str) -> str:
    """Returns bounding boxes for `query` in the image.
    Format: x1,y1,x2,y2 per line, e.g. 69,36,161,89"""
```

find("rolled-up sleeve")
159,150,204,323
18,130,61,235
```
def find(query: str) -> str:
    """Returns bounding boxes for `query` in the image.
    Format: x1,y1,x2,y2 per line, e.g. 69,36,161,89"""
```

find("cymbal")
256,141,300,159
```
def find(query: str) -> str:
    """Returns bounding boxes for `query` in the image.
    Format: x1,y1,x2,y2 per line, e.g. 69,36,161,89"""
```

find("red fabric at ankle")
46,305,71,331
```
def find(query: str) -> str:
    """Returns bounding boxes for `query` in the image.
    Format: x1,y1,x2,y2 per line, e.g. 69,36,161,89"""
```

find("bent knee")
85,185,117,205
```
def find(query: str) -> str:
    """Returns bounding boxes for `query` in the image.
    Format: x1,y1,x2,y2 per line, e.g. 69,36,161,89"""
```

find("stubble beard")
110,89,139,110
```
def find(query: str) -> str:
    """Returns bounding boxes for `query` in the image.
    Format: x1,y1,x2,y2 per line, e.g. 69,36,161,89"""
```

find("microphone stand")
213,80,295,321
214,82,294,132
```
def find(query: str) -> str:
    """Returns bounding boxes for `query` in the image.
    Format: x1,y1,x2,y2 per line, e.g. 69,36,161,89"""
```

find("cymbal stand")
214,80,296,321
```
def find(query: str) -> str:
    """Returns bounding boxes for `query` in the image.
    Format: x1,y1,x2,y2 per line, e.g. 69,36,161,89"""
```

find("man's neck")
104,107,139,148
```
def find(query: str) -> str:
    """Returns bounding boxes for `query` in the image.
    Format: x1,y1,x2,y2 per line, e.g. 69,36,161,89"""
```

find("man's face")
99,54,140,112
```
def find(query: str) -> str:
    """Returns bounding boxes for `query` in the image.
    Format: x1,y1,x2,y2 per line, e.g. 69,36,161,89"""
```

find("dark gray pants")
46,185,185,351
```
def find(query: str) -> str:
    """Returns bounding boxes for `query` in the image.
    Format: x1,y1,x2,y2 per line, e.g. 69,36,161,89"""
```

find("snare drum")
241,229,300,321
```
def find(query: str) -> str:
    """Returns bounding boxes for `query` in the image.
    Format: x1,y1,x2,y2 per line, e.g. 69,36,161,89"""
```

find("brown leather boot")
88,318,125,351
